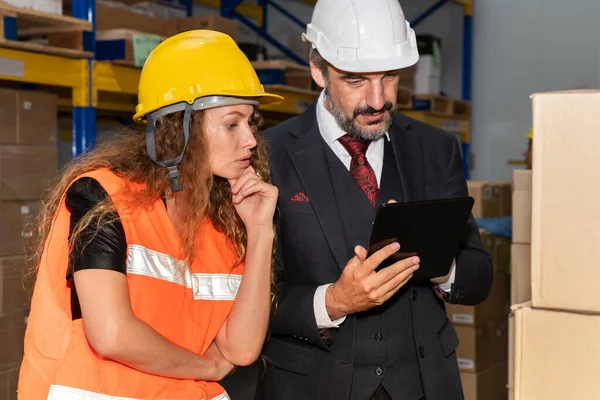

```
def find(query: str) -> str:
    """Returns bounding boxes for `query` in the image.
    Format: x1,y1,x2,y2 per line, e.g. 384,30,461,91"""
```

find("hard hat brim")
133,91,284,123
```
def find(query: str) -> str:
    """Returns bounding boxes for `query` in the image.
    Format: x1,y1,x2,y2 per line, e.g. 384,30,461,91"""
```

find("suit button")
375,367,383,376
419,346,425,358
411,290,417,301
374,332,383,341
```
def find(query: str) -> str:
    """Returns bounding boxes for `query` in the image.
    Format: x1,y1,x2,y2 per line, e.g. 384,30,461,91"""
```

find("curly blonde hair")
31,108,272,275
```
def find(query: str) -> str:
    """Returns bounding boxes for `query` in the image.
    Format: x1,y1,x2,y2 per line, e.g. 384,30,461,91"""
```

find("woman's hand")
229,166,278,230
204,341,236,380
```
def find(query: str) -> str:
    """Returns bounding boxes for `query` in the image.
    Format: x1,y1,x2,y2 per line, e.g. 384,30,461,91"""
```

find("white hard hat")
302,0,419,73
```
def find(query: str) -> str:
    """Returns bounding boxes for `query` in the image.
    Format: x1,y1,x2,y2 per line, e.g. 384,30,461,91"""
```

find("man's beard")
324,85,396,141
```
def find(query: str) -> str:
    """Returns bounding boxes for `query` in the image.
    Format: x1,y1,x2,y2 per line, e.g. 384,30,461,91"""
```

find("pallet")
0,2,92,58
252,60,315,91
413,94,471,118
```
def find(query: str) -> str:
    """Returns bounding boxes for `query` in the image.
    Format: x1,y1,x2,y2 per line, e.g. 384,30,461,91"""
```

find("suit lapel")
284,104,348,271
390,116,426,202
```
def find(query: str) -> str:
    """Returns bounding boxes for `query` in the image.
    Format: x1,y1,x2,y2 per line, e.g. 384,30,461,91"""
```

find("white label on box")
21,205,30,214
457,358,475,370
23,101,32,110
483,186,492,200
452,314,474,324
0,57,25,78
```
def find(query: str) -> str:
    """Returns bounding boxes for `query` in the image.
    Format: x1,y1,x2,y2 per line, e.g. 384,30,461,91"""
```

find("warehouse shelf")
402,111,470,143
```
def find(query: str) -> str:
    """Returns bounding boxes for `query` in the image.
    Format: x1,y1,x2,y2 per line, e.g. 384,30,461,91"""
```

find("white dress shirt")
312,91,455,329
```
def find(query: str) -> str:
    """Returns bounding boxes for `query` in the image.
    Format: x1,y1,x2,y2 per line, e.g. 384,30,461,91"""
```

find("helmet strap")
145,104,192,193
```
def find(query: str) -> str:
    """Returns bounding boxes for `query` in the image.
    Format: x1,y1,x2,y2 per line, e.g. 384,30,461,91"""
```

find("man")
255,1,493,399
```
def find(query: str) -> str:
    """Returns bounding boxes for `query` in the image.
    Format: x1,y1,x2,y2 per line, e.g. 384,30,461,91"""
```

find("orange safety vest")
19,168,243,399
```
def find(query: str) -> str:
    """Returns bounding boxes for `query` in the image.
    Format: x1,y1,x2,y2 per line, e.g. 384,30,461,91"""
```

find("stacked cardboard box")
0,88,58,399
507,169,532,400
446,228,510,400
513,91,600,399
448,179,513,399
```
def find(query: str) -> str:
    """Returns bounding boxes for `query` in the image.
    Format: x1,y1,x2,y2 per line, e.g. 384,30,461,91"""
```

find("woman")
19,30,283,400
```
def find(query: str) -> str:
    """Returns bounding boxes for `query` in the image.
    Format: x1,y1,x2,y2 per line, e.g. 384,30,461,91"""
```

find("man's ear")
310,61,327,89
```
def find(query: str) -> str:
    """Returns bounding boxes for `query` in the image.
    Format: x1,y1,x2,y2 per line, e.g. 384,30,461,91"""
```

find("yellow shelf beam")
94,62,140,95
193,0,264,26
0,48,89,105
402,110,470,143
260,85,318,115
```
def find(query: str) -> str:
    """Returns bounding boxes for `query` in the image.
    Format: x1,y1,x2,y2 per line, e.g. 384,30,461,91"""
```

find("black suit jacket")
255,103,493,400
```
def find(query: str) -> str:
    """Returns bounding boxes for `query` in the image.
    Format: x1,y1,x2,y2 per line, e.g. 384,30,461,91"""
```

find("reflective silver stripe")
211,392,231,400
127,245,242,301
47,385,230,400
47,385,138,400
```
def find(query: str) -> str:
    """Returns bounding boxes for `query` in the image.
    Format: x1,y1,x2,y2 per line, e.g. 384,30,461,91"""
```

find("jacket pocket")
438,319,459,357
263,338,316,375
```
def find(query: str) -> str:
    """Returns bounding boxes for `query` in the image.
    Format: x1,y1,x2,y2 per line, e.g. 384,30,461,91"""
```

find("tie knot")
338,134,370,157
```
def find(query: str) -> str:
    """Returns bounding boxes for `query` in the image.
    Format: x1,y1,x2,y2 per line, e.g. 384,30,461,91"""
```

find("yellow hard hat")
133,30,283,122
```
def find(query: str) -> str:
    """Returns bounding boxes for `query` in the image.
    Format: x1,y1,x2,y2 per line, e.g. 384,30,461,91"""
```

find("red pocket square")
290,192,310,202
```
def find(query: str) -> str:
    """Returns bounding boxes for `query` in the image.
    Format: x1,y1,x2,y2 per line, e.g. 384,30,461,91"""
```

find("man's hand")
325,243,419,321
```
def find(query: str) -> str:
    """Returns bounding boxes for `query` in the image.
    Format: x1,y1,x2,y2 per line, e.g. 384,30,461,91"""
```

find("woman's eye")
227,123,238,131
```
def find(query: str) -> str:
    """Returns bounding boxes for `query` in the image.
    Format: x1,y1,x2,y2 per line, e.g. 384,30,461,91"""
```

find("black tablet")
366,196,474,281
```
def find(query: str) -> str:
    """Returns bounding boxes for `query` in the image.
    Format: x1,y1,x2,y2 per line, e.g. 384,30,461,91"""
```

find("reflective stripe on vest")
127,245,242,301
47,385,231,400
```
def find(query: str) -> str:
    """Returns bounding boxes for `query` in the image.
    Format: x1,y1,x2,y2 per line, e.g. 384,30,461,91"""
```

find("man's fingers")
354,245,368,262
379,274,413,303
372,263,417,299
375,255,419,282
359,242,400,274
387,199,397,204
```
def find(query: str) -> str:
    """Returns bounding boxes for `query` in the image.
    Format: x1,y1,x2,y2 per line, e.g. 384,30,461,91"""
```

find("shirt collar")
316,91,390,144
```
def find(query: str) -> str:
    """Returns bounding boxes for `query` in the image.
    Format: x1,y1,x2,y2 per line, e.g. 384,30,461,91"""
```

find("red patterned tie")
338,134,379,207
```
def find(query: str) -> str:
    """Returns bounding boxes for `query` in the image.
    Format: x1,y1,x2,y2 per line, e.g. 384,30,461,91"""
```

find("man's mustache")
353,102,394,119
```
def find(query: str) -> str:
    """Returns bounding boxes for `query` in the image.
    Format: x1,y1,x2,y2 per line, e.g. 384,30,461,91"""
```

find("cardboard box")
531,91,600,314
3,0,62,15
446,276,508,326
0,362,21,400
460,362,508,400
0,257,28,316
96,2,169,37
508,313,514,393
480,230,510,276
455,317,508,372
0,146,57,201
0,201,39,257
493,236,510,276
514,306,600,399
467,181,501,218
168,16,238,41
500,180,512,217
510,244,531,305
398,65,416,91
415,36,441,95
512,170,531,244
0,314,26,364
0,89,57,146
